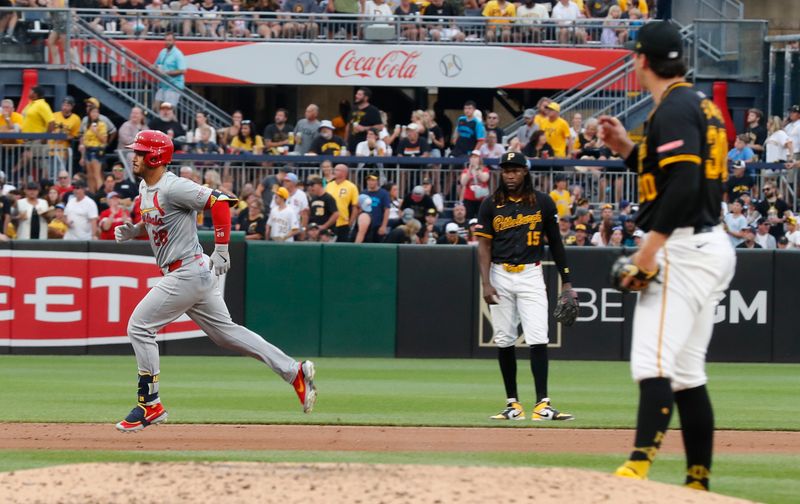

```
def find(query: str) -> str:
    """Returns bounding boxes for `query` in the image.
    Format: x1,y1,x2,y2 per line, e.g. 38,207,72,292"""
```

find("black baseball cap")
25,181,39,190
62,95,76,105
789,105,800,114
499,151,527,169
72,179,87,189
627,22,683,60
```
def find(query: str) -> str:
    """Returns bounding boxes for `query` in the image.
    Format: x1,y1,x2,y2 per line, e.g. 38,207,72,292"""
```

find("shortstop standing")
600,21,735,490
475,151,577,422
114,130,316,432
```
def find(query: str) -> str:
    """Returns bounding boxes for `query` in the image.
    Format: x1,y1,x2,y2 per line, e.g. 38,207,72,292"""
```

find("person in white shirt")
754,218,777,249
784,105,800,161
515,0,549,43
723,198,748,247
355,129,389,160
63,181,99,240
764,115,793,165
192,111,216,144
0,170,15,196
551,0,586,44
785,216,800,248
15,182,50,240
267,187,299,242
364,0,394,21
279,172,309,236
479,131,506,169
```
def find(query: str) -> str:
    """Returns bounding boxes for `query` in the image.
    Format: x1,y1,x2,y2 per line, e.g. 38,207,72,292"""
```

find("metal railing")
0,136,72,185
765,34,800,119
70,15,232,132
61,8,645,47
672,0,744,27
692,19,767,81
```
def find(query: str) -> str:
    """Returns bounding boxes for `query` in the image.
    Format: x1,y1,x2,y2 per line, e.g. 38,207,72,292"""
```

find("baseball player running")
475,151,577,422
114,130,316,432
599,22,735,491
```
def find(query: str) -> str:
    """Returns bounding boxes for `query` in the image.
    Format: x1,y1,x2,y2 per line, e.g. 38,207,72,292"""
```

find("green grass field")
1,355,798,503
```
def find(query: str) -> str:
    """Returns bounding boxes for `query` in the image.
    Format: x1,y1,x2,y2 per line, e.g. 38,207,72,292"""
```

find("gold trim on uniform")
658,154,702,168
502,263,526,273
474,231,493,239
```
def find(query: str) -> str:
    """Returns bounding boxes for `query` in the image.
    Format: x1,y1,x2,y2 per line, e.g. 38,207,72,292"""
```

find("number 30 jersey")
628,82,728,234
138,171,211,269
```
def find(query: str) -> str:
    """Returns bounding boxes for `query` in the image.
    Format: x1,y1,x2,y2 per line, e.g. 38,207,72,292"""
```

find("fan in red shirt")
98,192,131,240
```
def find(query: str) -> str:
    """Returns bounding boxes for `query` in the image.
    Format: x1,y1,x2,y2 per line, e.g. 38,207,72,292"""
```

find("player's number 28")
152,229,169,246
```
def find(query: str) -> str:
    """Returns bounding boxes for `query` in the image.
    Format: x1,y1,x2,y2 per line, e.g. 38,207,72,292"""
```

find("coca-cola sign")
335,49,420,80
0,251,203,347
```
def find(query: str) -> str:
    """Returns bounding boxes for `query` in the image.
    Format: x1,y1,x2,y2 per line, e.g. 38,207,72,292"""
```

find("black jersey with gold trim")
629,82,728,234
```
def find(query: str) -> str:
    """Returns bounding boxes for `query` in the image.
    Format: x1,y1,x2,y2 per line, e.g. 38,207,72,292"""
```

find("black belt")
694,226,714,234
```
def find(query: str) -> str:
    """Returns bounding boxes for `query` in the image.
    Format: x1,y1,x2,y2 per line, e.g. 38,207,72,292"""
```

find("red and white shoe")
293,360,317,413
116,402,168,432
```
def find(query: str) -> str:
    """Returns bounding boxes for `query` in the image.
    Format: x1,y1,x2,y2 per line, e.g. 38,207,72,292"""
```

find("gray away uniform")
129,171,299,383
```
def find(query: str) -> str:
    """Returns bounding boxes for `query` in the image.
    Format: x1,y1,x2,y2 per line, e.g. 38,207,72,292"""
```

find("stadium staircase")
503,0,744,133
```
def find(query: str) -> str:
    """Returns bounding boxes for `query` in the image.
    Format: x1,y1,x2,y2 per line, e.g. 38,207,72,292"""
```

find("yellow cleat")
614,461,649,480
489,402,525,420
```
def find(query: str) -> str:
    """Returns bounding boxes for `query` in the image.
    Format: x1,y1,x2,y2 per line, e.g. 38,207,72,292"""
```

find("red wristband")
210,199,231,244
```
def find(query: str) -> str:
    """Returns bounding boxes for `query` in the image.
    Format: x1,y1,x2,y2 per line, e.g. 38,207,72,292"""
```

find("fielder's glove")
609,255,659,293
114,222,139,243
553,289,579,326
209,244,230,276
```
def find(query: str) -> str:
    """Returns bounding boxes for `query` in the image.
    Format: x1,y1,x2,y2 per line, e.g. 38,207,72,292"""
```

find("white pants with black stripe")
490,263,549,347
630,226,735,391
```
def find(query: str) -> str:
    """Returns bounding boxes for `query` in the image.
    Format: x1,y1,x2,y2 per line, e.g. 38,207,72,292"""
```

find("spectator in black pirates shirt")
448,201,469,239
726,160,754,202
346,87,383,153
485,111,506,144
736,226,761,249
397,123,431,159
308,120,345,156
306,175,339,232
437,221,467,245
112,163,138,207
236,194,267,240
263,108,294,155
755,181,791,241
420,207,442,244
401,185,436,222
744,108,767,159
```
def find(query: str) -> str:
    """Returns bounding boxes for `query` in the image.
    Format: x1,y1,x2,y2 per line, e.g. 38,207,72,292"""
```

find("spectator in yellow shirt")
549,174,573,218
0,98,23,145
618,0,648,17
542,101,572,158
482,0,516,43
80,107,109,193
21,86,55,134
51,95,81,168
230,120,264,155
534,96,551,131
325,163,359,242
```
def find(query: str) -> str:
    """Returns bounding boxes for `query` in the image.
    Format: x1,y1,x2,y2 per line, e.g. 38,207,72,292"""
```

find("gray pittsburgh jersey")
139,171,211,269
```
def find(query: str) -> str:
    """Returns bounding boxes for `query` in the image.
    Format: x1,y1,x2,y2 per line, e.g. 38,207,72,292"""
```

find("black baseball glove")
553,289,579,326
609,255,659,293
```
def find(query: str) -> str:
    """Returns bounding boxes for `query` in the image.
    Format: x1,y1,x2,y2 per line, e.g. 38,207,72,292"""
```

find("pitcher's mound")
0,462,753,504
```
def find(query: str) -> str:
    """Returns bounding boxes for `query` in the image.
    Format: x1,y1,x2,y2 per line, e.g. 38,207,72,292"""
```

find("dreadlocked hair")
493,170,537,208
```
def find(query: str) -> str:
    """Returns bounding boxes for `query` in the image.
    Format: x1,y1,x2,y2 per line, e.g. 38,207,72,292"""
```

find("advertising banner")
119,40,633,89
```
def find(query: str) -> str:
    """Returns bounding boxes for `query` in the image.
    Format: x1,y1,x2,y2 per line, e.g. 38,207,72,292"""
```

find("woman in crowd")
394,0,425,41
193,111,217,144
523,130,554,159
385,182,403,228
98,192,131,241
230,120,264,155
219,110,243,148
79,106,109,192
608,225,624,247
764,115,793,167
236,194,267,240
459,150,490,219
45,186,61,207
600,5,627,46
351,194,374,243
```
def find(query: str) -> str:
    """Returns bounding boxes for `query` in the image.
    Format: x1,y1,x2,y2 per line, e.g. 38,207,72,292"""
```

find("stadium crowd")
1,0,661,45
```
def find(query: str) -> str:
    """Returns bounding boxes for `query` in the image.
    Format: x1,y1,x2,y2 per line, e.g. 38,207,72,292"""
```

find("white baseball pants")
489,263,549,348
630,226,736,391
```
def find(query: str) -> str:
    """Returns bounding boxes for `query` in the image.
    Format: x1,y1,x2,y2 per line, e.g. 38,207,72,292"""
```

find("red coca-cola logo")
335,49,420,79
0,251,201,346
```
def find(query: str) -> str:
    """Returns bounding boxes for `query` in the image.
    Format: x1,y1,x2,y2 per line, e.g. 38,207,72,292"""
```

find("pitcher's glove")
609,255,659,293
553,289,579,326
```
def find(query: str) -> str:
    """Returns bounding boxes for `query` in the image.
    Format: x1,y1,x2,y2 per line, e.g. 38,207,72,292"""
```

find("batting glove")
210,244,230,276
115,222,139,243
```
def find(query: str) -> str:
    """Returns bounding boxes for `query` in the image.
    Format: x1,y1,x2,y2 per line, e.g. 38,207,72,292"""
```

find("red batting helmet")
126,130,174,168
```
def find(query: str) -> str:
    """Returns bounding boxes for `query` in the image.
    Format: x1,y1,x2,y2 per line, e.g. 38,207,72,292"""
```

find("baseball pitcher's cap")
523,108,536,119
627,22,683,60
318,120,334,131
546,102,561,112
445,222,459,234
499,151,527,169
275,187,290,200
789,105,800,114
